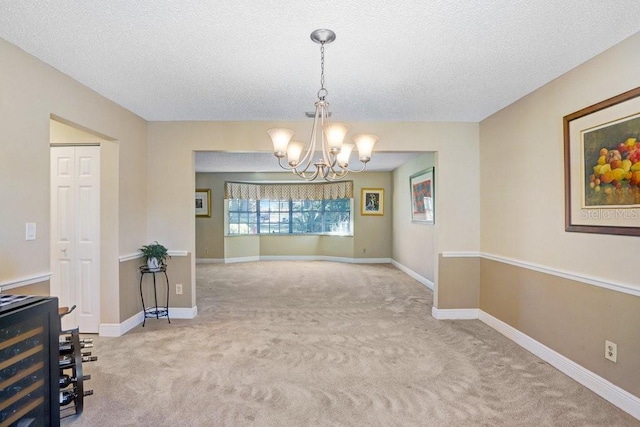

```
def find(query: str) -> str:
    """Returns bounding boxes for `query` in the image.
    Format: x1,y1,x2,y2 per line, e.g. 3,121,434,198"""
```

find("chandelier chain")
318,42,327,100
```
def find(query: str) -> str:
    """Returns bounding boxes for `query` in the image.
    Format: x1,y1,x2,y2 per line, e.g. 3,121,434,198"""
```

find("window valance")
224,181,353,201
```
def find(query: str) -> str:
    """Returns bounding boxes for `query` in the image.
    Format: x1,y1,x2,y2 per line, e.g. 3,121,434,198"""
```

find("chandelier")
268,29,378,181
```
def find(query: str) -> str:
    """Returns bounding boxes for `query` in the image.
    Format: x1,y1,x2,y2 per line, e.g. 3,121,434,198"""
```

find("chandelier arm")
319,105,334,170
294,103,323,174
277,156,298,171
326,152,339,169
320,165,331,180
294,165,322,181
325,168,350,181
340,161,368,174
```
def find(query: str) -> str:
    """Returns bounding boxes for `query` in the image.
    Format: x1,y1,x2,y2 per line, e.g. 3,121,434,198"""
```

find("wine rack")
58,328,96,419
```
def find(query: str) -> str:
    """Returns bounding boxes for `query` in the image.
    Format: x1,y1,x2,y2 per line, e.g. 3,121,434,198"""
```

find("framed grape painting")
563,86,640,236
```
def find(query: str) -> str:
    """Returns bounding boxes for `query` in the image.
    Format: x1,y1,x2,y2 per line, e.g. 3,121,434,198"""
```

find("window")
225,181,354,236
228,199,257,234
228,198,352,235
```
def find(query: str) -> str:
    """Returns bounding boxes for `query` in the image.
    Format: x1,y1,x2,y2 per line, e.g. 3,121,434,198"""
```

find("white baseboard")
222,255,391,264
196,258,224,264
99,311,143,337
352,257,392,264
431,307,479,320
427,307,640,419
169,306,198,319
259,255,346,262
225,256,261,264
99,306,198,337
479,310,640,421
390,260,434,290
441,251,481,258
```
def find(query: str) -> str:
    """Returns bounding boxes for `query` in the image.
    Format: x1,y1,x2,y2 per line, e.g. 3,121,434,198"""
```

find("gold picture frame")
195,189,211,217
361,188,384,216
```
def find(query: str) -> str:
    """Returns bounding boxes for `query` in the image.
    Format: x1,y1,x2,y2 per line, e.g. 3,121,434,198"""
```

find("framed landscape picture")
410,168,434,224
361,188,384,216
564,86,640,236
195,189,211,217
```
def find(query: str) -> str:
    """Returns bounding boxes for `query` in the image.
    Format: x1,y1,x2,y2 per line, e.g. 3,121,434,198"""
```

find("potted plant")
140,241,169,271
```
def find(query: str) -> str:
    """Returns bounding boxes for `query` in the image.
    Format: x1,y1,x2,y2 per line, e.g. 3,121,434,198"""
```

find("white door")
51,145,101,333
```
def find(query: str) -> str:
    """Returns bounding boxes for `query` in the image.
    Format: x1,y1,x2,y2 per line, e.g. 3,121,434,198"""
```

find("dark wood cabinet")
0,295,60,427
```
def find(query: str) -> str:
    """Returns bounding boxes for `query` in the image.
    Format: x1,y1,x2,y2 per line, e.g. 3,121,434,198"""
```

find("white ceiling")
1,1,639,171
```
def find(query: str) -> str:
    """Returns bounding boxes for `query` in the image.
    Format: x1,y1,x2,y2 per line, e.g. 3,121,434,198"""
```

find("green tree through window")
228,198,351,235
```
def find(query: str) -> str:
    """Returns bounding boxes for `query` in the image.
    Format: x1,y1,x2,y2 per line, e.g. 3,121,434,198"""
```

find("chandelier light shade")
268,29,378,181
268,128,295,158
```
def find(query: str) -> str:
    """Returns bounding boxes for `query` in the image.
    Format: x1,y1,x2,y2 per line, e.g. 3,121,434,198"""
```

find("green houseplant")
140,241,169,271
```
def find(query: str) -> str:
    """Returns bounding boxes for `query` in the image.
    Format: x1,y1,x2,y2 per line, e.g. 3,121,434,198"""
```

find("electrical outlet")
176,284,183,295
605,340,617,363
363,248,366,254
204,248,209,254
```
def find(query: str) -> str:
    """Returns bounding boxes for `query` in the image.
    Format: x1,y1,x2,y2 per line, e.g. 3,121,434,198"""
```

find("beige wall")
150,121,479,309
480,32,640,285
0,38,147,329
481,259,640,397
138,254,192,309
438,255,480,309
479,32,640,398
353,172,392,259
196,171,392,260
5,280,50,297
119,254,192,322
224,235,260,260
119,258,144,321
392,153,437,283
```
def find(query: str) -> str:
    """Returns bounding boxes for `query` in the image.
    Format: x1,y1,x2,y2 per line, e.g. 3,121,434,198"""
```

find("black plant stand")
139,265,171,326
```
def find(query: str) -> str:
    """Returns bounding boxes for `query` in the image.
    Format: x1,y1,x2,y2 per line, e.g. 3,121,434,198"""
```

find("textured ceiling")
2,2,640,173
1,1,639,123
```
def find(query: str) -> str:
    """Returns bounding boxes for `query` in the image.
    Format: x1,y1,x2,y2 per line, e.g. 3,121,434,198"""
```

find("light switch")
26,222,36,240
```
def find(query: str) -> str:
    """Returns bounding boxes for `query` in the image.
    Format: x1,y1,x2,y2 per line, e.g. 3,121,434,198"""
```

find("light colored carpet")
62,261,638,426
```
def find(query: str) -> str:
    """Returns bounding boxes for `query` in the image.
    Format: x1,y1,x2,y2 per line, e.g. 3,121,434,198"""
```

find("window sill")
225,233,353,238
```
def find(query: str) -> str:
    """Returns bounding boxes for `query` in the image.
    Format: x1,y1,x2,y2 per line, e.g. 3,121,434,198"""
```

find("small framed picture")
410,168,434,224
361,188,384,216
195,189,211,217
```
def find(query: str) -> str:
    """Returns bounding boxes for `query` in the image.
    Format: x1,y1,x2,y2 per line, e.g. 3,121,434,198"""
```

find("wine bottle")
59,355,73,367
59,374,91,388
59,354,98,368
59,342,93,354
59,389,77,406
0,385,22,401
61,336,93,344
60,388,94,405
